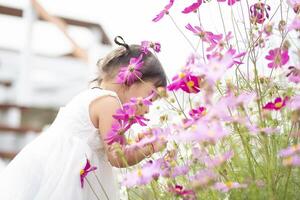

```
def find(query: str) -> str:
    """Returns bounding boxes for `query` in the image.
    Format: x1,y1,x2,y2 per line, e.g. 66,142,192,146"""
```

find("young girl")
0,36,167,200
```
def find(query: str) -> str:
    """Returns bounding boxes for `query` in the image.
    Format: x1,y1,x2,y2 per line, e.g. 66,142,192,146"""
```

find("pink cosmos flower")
287,66,300,83
200,101,232,122
207,46,246,68
191,147,208,161
113,105,149,127
196,121,229,144
250,2,271,24
185,24,223,51
279,144,300,157
264,23,274,36
80,158,97,188
182,118,196,129
214,181,247,192
286,95,300,110
129,127,168,150
141,41,161,54
195,49,241,86
105,121,128,145
186,53,201,66
204,151,234,168
263,96,289,111
282,155,300,167
116,54,144,85
122,151,188,187
152,0,174,22
122,166,157,187
167,70,201,93
182,0,202,14
287,15,300,31
129,91,156,107
265,48,289,68
169,185,195,199
211,31,233,52
227,47,246,67
190,169,217,187
223,91,256,108
217,0,240,6
163,165,190,178
287,0,300,13
189,106,206,120
172,120,229,144
245,122,279,135
159,151,189,178
122,162,156,187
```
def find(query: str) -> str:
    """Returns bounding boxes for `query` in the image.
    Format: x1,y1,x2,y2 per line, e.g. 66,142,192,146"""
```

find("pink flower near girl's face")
265,48,289,68
167,71,201,94
124,81,158,112
129,92,157,116
80,159,97,188
104,121,128,145
113,105,149,127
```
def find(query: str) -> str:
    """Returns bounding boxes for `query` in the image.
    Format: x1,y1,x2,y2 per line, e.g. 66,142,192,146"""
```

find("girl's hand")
151,137,167,153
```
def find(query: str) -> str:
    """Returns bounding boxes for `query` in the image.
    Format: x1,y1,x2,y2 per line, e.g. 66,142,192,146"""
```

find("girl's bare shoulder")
89,95,121,128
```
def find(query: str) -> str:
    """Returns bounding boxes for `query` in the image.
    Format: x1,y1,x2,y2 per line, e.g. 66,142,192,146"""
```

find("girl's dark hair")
95,36,167,88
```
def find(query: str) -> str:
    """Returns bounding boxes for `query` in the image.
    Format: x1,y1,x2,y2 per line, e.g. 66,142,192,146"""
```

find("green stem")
93,172,110,200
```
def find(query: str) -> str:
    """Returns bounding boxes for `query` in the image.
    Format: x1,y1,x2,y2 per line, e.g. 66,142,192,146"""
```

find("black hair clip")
114,36,130,51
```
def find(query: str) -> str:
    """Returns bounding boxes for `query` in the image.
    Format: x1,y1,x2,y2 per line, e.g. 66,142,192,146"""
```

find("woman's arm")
90,96,162,168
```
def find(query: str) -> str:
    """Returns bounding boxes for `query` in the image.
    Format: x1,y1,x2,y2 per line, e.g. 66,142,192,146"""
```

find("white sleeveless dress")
0,88,121,200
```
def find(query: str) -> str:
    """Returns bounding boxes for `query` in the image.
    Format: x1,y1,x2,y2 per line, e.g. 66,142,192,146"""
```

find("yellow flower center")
199,32,205,39
283,157,293,166
80,169,85,175
275,102,283,108
137,168,143,177
191,125,197,131
187,81,195,88
274,54,282,65
292,145,299,151
127,138,134,144
225,181,233,188
179,72,186,79
170,160,177,168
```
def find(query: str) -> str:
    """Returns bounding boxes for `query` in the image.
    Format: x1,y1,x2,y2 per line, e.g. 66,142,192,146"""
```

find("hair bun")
114,36,130,51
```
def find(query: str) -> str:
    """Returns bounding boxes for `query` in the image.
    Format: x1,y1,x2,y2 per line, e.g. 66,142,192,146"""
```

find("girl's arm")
90,95,164,168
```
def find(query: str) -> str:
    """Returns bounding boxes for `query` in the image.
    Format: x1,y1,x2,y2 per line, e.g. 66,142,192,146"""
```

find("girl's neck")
98,81,126,103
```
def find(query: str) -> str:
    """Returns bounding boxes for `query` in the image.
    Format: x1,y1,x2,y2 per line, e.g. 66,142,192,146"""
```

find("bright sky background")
0,0,292,77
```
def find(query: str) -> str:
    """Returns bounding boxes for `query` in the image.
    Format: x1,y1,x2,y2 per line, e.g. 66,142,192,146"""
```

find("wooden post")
11,0,37,126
